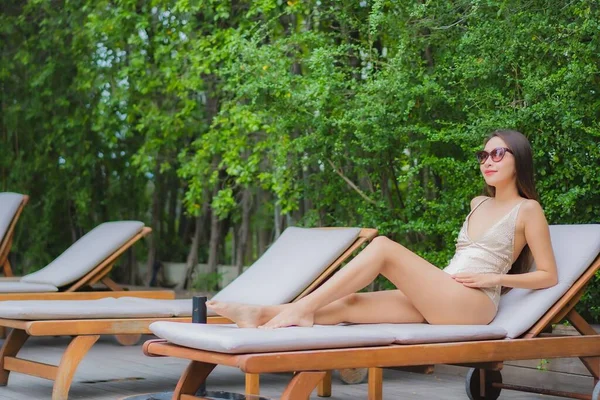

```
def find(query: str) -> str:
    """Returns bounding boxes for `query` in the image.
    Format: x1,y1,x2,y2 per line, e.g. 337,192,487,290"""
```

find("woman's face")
479,136,517,188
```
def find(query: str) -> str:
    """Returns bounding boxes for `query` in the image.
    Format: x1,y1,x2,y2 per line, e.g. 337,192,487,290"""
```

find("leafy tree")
1,0,599,319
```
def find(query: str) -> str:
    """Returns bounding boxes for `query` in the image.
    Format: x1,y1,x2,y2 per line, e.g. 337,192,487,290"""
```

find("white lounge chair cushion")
150,322,396,353
356,323,507,344
0,298,175,320
149,322,507,354
123,297,193,317
210,227,361,306
491,224,600,338
21,221,145,288
0,193,24,243
0,282,58,293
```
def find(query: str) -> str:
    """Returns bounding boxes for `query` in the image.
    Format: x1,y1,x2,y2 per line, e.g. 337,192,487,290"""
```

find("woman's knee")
370,236,407,271
370,236,399,254
341,293,361,307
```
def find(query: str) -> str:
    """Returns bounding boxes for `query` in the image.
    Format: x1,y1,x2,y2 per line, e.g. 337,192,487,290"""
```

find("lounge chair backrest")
491,224,600,338
0,193,25,244
211,227,361,305
21,221,145,287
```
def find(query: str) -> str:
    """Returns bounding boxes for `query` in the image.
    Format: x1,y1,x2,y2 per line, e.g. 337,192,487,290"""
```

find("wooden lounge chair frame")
143,252,600,400
0,226,153,300
0,195,29,277
0,226,175,342
0,228,377,400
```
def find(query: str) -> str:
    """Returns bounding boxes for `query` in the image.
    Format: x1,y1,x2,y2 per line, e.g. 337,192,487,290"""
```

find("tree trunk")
236,188,251,276
274,203,282,239
230,226,236,266
177,184,192,252
127,247,138,285
67,200,79,243
166,171,179,252
256,189,270,256
179,199,209,290
177,215,202,290
156,170,166,257
145,166,161,286
218,216,231,270
258,228,268,257
207,192,221,275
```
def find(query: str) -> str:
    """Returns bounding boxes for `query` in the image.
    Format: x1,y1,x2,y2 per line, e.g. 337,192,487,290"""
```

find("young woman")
208,130,558,329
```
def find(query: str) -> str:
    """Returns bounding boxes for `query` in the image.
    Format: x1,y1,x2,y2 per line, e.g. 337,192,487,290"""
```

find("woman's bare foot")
260,305,315,329
206,300,264,328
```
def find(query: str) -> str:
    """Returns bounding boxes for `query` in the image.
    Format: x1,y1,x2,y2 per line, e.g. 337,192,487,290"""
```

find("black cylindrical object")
189,296,268,400
192,296,208,324
193,296,208,396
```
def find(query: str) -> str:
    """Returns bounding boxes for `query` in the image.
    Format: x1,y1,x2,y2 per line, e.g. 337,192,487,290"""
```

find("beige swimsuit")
443,197,525,309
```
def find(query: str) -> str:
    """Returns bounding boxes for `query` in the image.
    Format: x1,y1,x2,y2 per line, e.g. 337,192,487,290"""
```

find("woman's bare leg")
313,290,425,325
207,302,284,328
259,236,496,328
208,290,425,327
210,236,496,328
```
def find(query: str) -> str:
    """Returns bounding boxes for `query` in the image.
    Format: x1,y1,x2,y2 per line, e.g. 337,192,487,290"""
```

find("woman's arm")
498,200,558,289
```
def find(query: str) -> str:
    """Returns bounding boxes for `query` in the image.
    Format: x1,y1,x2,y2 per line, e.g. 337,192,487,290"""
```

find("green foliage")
536,358,549,371
192,271,223,292
1,0,600,316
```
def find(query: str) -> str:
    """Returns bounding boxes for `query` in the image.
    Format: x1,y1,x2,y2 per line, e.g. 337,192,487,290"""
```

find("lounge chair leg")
465,368,502,400
339,367,368,384
281,371,326,400
52,335,100,400
245,373,260,395
580,356,600,382
317,371,332,397
2,259,13,277
0,328,29,385
368,367,382,400
567,310,600,380
173,361,216,399
114,334,143,346
101,276,125,291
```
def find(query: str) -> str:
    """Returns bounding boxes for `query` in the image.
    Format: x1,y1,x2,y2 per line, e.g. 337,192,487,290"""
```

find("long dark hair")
483,130,538,291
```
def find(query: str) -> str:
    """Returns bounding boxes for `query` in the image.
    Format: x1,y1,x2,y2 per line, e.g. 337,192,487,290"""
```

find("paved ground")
0,335,593,399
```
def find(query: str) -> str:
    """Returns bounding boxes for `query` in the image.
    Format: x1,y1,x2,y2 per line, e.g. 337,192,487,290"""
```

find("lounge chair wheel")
114,334,142,346
592,379,600,400
465,368,502,400
338,368,368,384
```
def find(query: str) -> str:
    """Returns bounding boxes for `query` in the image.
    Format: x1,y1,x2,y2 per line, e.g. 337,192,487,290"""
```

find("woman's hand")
451,273,500,288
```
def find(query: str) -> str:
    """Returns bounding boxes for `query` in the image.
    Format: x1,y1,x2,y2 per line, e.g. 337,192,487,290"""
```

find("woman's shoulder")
469,196,489,210
518,199,546,226
519,198,543,214
517,199,548,233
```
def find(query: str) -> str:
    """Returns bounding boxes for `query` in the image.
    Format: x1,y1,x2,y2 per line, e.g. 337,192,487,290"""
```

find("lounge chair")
0,220,158,299
0,219,173,342
0,227,377,400
0,193,29,277
144,224,600,400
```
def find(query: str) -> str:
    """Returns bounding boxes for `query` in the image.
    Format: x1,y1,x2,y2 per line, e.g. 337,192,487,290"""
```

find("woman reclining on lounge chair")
209,129,559,329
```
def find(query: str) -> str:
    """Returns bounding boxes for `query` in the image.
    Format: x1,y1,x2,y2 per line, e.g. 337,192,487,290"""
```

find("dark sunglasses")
476,147,513,164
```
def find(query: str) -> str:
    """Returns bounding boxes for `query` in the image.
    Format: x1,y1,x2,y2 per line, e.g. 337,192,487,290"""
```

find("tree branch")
327,159,377,205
